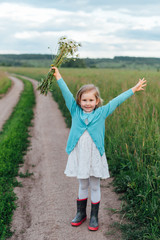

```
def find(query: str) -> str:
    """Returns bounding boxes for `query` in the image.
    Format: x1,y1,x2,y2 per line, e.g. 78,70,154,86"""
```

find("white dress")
64,118,110,179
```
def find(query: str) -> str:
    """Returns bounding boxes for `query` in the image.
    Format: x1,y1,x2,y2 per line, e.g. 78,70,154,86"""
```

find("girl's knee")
79,179,89,191
90,177,100,192
90,184,100,192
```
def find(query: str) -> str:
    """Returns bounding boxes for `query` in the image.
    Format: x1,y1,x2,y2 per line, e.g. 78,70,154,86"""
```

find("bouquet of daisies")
37,36,81,95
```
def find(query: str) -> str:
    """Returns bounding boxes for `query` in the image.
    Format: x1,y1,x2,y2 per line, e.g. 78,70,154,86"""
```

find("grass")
0,71,12,96
18,170,33,178
0,76,35,239
3,67,160,240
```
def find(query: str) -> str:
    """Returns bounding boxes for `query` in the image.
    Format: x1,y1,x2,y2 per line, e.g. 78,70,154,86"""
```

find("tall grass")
0,77,35,239
4,67,160,240
1,67,48,81
0,71,12,96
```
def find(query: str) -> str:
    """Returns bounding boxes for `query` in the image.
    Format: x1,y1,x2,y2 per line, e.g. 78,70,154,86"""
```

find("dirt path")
0,75,24,131
9,76,122,240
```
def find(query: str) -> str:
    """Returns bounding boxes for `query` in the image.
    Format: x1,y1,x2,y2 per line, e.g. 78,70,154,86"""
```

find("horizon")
1,53,160,60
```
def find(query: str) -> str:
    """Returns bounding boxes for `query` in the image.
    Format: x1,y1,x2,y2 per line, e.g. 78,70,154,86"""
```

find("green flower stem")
37,36,81,95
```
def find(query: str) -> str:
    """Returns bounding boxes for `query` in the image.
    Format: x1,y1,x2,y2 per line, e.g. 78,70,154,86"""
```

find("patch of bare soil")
0,76,24,131
9,76,123,240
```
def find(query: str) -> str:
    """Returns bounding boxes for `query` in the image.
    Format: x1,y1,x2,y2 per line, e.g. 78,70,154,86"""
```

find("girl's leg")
71,178,89,227
78,178,89,199
89,176,101,203
88,176,101,231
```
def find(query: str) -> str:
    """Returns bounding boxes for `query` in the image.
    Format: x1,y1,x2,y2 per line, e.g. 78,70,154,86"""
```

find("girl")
52,67,146,231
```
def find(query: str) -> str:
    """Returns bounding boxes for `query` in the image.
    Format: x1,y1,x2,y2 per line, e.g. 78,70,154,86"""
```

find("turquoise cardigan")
57,78,134,156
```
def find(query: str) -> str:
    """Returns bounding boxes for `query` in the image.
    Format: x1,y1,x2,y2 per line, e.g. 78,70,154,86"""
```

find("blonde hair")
76,84,103,109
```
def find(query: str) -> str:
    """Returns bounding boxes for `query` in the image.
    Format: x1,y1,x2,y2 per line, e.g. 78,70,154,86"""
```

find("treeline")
0,54,160,70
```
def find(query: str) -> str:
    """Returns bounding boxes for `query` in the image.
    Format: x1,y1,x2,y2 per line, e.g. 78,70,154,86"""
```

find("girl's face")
80,90,99,112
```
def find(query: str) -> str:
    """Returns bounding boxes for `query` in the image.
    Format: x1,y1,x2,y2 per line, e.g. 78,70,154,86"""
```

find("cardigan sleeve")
102,88,134,118
57,78,76,114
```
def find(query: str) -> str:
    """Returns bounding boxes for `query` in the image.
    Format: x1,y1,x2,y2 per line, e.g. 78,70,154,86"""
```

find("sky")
0,0,160,58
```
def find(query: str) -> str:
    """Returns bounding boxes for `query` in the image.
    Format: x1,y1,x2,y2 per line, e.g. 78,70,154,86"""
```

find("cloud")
117,28,160,42
3,0,160,12
0,1,160,57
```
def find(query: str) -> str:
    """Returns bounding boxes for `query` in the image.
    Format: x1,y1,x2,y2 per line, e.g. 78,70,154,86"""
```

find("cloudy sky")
0,0,160,58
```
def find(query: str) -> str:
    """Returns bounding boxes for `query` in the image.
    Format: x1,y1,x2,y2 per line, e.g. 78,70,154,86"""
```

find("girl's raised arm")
52,67,76,114
52,66,62,81
102,78,147,118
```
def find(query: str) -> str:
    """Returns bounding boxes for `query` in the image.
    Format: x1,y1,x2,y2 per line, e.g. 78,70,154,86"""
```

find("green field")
1,67,160,240
0,71,12,97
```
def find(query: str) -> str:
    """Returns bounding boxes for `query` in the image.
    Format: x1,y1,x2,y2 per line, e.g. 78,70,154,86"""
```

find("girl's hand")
50,66,62,81
132,78,147,93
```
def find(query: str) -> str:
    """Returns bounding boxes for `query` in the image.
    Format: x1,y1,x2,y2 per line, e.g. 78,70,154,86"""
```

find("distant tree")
1,54,160,69
62,58,86,68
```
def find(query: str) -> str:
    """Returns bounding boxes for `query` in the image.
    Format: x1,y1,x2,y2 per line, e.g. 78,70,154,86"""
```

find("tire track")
0,75,24,131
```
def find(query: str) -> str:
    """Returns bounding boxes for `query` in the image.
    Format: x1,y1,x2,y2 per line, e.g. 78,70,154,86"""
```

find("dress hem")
64,172,110,180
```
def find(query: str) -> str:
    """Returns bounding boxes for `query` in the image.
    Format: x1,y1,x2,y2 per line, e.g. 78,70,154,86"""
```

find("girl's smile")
80,91,99,112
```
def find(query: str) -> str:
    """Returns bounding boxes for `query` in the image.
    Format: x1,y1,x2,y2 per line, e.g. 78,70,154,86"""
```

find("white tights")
78,177,101,203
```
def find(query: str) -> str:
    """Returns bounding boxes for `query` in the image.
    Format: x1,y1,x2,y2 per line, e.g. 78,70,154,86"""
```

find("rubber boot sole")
88,225,99,231
71,216,87,227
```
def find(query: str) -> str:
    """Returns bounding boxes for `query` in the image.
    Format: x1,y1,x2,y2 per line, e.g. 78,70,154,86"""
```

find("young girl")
52,67,146,231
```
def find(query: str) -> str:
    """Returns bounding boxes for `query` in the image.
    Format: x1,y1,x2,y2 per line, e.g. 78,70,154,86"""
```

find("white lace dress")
64,118,110,179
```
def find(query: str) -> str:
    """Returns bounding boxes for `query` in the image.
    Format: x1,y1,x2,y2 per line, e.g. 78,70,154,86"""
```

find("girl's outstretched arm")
132,78,147,93
51,67,76,114
102,78,147,118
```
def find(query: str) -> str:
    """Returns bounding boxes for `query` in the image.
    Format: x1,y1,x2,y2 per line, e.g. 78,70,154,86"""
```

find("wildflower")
37,36,81,95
